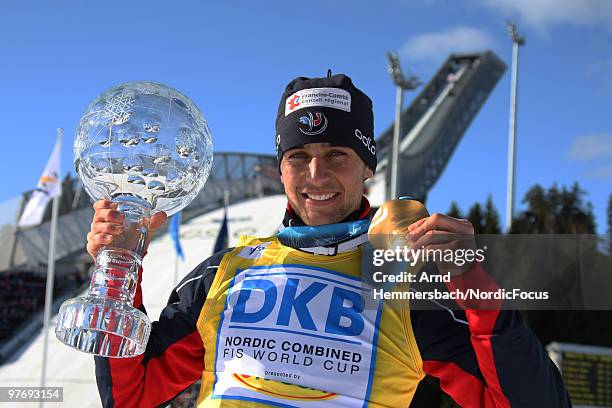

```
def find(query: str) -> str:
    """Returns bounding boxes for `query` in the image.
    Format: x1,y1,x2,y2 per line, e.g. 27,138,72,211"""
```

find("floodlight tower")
386,52,421,200
506,22,525,231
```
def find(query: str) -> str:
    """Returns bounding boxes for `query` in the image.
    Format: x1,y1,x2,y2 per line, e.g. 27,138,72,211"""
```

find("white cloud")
479,0,612,30
586,164,612,180
400,26,495,63
567,133,612,160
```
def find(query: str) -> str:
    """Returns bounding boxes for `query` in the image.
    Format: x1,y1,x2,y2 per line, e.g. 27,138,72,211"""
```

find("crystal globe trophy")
55,81,213,357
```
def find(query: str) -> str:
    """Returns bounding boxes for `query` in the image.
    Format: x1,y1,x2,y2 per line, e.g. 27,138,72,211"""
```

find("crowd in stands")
0,270,87,343
171,381,201,408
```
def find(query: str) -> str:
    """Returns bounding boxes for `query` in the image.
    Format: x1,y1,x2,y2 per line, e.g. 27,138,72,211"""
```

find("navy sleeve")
411,262,572,407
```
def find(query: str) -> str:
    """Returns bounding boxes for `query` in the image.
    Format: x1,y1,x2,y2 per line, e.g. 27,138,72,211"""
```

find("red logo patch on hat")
287,95,301,111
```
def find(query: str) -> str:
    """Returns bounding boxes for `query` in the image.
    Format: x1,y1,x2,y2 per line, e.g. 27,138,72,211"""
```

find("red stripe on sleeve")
446,263,511,408
447,262,502,311
109,330,204,407
464,309,511,408
423,360,497,407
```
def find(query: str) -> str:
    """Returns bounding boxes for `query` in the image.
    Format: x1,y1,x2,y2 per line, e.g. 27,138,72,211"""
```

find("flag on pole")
39,128,63,392
169,212,185,260
18,137,62,228
213,207,229,254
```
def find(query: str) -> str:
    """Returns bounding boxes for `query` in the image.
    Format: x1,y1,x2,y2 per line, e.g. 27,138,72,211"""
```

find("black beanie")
275,73,377,173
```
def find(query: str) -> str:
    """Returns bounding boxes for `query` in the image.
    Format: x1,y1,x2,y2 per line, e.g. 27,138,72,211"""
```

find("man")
89,73,571,407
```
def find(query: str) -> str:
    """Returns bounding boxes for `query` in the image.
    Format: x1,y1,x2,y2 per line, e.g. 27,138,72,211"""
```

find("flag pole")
505,22,525,232
172,212,183,286
40,128,62,401
174,247,180,286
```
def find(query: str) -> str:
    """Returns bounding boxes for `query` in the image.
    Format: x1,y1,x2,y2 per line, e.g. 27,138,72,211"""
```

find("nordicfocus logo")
355,129,375,156
299,111,328,136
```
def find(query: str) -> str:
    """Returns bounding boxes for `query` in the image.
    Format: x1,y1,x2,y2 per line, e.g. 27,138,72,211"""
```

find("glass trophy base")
55,296,151,357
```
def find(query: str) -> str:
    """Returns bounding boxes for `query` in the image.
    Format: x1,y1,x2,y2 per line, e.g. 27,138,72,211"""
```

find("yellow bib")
195,236,424,407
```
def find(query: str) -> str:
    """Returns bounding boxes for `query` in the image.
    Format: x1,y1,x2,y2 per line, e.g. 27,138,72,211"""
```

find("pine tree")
483,195,501,234
556,182,596,233
511,184,550,233
510,183,595,234
467,203,484,234
447,201,462,219
510,183,609,354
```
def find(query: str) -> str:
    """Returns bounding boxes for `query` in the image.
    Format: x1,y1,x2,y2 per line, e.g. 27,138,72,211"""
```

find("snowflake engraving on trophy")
102,91,135,125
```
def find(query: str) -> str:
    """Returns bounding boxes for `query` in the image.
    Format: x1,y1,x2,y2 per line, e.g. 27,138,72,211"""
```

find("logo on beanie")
299,111,328,136
288,94,301,111
285,88,351,116
355,128,375,156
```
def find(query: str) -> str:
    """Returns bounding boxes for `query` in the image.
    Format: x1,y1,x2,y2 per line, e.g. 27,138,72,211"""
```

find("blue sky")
1,1,610,232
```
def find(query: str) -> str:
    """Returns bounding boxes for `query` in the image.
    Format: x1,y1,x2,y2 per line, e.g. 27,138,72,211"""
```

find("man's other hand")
407,213,476,276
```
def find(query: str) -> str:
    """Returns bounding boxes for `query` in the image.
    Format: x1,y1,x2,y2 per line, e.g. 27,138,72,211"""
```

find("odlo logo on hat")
355,128,375,156
298,111,328,136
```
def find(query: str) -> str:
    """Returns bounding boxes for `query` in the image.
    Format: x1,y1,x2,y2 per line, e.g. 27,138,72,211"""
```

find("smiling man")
89,73,570,407
275,74,376,227
279,143,372,225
